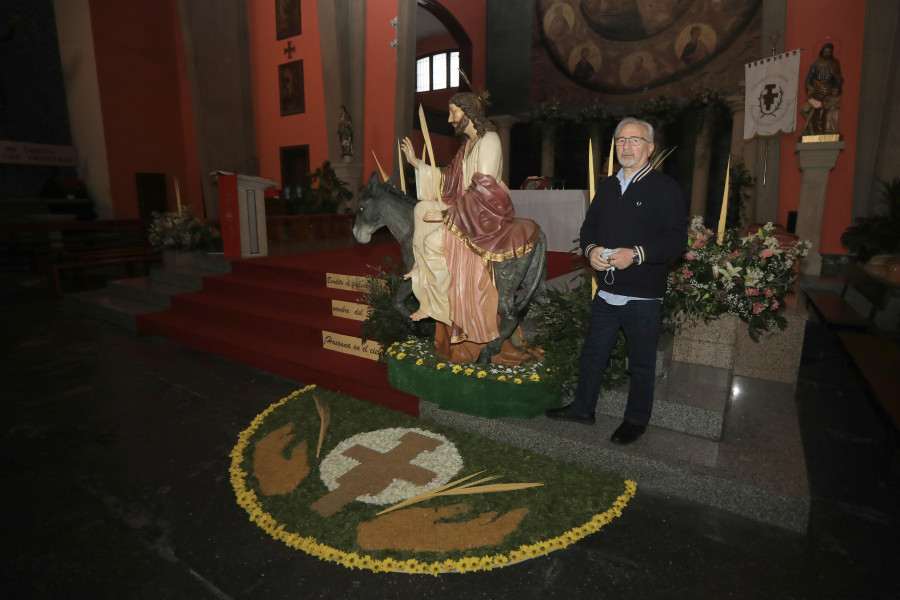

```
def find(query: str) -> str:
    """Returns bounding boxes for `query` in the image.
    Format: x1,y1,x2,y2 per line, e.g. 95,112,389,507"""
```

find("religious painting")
534,0,760,94
279,60,305,116
275,0,301,40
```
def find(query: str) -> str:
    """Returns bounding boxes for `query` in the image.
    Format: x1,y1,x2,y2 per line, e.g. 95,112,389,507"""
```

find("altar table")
509,189,589,253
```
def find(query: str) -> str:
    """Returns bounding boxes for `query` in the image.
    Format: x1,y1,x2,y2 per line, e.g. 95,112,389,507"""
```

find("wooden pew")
46,246,161,295
837,331,900,477
806,265,890,331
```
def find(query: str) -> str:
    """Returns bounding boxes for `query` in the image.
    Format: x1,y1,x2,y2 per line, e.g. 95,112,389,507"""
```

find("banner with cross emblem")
744,49,802,139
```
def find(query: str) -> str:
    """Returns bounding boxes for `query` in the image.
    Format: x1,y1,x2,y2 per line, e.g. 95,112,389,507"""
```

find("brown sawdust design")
253,424,309,495
357,504,530,552
310,431,442,518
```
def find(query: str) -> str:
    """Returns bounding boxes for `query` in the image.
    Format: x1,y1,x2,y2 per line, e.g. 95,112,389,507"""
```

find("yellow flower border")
229,385,637,575
386,340,546,385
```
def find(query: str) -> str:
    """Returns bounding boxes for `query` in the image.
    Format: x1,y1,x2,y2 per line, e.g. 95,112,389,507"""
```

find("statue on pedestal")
799,43,843,137
353,92,547,365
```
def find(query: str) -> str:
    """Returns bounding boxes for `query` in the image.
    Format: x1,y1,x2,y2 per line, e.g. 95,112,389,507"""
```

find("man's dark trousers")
570,294,662,425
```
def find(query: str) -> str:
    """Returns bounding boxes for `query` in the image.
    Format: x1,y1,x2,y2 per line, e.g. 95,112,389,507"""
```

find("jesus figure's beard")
453,116,470,138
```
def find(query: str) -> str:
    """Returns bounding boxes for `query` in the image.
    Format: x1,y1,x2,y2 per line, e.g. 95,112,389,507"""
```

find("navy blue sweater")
580,167,686,299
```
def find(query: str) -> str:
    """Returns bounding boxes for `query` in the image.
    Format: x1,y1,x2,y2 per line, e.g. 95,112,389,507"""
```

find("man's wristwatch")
632,249,639,264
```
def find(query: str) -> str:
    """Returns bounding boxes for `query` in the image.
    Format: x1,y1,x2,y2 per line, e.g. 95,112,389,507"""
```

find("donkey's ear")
386,168,400,188
365,171,380,190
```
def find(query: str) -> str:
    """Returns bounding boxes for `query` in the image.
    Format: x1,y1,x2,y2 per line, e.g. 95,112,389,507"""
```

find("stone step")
64,288,164,330
148,265,214,291
596,359,732,440
107,276,186,309
420,371,810,533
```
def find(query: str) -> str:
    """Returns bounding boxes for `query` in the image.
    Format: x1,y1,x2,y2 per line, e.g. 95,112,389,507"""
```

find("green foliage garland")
526,273,628,401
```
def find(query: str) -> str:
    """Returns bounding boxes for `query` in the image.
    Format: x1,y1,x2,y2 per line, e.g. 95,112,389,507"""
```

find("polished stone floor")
1,263,899,599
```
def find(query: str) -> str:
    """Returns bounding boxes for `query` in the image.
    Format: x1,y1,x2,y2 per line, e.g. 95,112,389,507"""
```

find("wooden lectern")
213,173,278,258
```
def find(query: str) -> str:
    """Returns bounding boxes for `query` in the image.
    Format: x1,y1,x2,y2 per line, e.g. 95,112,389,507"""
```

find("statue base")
800,134,841,143
433,323,544,366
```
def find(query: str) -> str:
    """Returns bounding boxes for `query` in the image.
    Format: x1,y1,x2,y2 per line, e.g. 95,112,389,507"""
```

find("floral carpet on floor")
230,386,636,575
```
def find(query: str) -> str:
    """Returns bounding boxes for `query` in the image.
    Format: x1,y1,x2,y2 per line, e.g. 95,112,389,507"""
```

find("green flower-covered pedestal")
385,342,560,419
672,306,808,385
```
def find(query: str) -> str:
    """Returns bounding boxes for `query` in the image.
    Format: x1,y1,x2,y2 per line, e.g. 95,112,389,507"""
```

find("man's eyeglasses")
615,136,649,146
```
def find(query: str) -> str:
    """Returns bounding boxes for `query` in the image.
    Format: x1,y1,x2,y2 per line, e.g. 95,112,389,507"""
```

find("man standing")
546,117,685,445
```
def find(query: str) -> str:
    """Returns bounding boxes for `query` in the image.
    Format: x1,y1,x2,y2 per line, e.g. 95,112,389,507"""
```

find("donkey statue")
352,172,547,364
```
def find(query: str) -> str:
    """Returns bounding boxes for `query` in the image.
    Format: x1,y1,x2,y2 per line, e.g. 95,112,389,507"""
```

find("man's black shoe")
545,404,595,425
610,420,647,445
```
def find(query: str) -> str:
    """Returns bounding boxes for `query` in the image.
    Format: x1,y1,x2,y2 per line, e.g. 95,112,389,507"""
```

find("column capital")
795,141,845,170
489,114,519,129
725,94,744,112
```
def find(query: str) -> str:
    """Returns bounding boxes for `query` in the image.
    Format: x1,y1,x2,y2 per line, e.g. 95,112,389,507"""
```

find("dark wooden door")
135,173,168,219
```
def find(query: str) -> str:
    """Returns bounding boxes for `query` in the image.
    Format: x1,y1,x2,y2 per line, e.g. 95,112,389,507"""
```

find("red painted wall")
779,0,865,255
247,0,329,189
409,0,487,167
363,1,399,184
244,0,486,189
171,1,203,216
90,0,195,218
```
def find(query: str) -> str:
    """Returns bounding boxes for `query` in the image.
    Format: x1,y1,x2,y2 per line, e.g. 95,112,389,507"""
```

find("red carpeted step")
136,309,418,415
168,291,367,345
199,273,364,314
135,243,577,418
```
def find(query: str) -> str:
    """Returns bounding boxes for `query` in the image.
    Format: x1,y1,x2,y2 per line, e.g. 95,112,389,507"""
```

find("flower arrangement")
663,217,811,341
147,206,222,253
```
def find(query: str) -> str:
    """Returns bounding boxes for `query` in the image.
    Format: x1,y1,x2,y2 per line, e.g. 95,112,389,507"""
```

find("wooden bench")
46,246,161,295
837,331,900,477
806,265,890,331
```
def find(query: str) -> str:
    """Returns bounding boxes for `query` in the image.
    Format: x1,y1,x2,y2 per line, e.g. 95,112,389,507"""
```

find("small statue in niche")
799,43,843,136
338,105,353,159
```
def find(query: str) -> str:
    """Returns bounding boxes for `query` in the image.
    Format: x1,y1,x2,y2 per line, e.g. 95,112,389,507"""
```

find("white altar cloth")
509,189,589,253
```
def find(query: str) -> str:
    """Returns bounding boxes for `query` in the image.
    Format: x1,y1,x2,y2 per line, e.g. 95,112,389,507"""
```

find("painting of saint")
676,24,715,66
279,60,305,116
276,0,301,40
569,45,602,84
543,2,574,40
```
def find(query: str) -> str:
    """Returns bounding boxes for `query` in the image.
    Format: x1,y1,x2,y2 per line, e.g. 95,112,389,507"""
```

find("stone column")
689,112,712,219
794,140,845,275
726,95,745,160
332,161,364,211
540,122,556,178
727,92,757,228
490,114,518,185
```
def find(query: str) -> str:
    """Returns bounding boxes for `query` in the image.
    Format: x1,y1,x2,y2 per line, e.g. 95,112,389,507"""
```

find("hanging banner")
744,49,801,139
